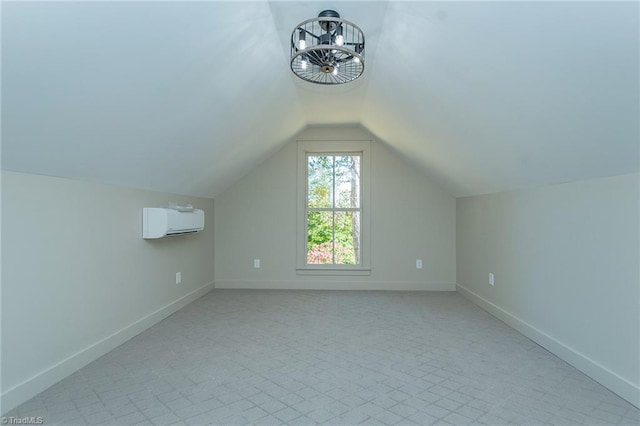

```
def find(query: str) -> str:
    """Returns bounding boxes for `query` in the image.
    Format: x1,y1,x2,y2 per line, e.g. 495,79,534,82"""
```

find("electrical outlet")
489,272,494,286
176,272,182,284
253,259,261,269
416,259,423,269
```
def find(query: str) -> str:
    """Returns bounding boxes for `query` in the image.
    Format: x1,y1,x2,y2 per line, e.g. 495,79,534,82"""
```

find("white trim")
296,268,371,276
456,283,640,409
1,282,215,415
216,280,456,291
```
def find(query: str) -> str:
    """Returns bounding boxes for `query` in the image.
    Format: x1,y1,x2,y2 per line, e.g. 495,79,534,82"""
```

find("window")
297,140,371,274
307,154,361,265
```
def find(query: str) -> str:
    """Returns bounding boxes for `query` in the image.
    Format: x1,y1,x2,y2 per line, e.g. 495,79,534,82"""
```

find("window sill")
296,268,371,276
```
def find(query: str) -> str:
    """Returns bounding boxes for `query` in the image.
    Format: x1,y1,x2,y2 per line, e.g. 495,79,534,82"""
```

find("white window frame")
296,140,371,275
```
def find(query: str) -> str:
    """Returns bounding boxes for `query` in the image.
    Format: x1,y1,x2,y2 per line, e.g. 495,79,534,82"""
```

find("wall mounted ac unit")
142,208,205,239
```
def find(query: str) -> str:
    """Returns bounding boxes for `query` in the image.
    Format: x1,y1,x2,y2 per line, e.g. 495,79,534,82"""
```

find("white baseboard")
215,280,456,291
456,283,640,409
1,282,215,415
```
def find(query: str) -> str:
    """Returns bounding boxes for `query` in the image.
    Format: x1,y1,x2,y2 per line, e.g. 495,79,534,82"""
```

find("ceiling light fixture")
290,10,365,85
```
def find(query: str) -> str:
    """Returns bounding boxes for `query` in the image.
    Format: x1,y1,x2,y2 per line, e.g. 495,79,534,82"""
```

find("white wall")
214,126,456,290
456,173,639,407
1,171,215,414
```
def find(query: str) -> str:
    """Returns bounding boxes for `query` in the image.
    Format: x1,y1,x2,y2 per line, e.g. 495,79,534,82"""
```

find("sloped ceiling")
2,1,638,198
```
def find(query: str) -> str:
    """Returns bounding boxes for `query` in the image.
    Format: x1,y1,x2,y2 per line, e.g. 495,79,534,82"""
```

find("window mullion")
309,208,360,211
332,155,336,265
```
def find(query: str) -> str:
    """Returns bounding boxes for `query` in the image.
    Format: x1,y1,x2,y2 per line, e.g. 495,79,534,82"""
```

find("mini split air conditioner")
142,208,205,239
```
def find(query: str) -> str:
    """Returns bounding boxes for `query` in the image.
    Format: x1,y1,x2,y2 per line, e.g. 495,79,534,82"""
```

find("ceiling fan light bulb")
336,24,344,46
298,29,306,50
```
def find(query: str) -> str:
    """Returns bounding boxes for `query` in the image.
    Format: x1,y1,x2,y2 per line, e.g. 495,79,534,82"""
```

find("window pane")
334,211,360,265
335,155,360,209
307,155,333,208
307,211,333,264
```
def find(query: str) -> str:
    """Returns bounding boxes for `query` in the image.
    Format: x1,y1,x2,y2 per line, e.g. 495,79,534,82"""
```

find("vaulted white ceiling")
3,1,638,198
